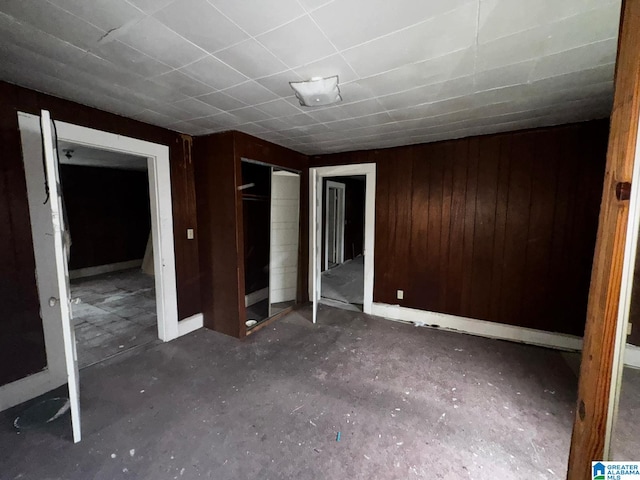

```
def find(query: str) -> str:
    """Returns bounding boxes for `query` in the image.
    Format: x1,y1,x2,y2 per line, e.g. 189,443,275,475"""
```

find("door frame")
324,180,346,270
309,164,376,320
0,112,182,412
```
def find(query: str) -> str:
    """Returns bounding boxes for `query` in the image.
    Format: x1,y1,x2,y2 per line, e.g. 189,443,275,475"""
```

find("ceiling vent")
289,75,342,107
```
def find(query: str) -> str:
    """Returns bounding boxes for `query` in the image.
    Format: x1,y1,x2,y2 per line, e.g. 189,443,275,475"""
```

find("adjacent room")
0,0,639,479
321,175,366,310
58,143,158,368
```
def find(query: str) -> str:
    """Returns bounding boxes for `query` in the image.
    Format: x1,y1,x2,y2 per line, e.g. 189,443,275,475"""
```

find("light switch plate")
628,323,633,336
397,289,404,300
187,228,194,240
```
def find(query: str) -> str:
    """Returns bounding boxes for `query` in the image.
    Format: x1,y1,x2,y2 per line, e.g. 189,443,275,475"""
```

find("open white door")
309,169,320,323
40,110,82,443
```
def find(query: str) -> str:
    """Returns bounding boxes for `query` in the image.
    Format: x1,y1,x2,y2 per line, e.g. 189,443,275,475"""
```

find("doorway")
0,111,193,435
309,164,376,323
321,176,366,310
58,142,158,368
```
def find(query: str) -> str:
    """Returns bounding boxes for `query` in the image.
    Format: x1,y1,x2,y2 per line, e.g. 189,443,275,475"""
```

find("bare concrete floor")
612,367,640,460
71,269,158,368
1,305,579,479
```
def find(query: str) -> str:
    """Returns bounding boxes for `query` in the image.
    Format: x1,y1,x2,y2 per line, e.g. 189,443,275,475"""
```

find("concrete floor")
1,305,580,479
71,269,158,368
321,255,364,306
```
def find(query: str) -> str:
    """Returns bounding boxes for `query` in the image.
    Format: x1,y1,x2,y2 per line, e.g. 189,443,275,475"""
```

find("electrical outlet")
629,323,633,336
397,289,404,300
187,228,194,240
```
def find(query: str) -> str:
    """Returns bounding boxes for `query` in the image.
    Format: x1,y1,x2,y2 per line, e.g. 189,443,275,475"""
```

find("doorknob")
70,298,81,305
48,297,58,307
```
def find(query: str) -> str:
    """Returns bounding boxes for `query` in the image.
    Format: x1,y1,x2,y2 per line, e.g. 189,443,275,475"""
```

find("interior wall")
60,165,151,270
311,120,609,336
194,131,308,338
0,81,200,388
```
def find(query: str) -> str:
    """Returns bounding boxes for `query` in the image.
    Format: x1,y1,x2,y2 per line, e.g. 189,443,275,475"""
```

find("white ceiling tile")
227,106,270,123
154,0,248,53
476,26,548,71
91,39,173,78
342,3,477,77
544,4,621,56
152,70,215,97
127,78,189,103
256,15,337,68
0,0,619,152
117,16,206,68
0,12,88,64
255,99,301,117
339,99,386,117
474,60,536,91
293,53,358,84
215,40,288,78
126,0,176,14
179,55,248,90
71,53,144,87
196,91,247,111
222,81,279,104
1,0,104,49
356,48,476,97
48,0,144,32
377,76,474,110
210,0,306,36
172,97,223,118
530,39,618,82
256,70,302,96
297,0,334,12
478,0,618,44
312,0,475,50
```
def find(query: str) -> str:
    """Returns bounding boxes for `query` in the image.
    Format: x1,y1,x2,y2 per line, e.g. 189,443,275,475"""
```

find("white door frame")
324,180,346,270
309,164,376,321
0,112,194,412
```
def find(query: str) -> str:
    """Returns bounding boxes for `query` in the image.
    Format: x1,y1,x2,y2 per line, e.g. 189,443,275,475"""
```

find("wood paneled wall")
194,131,308,338
312,120,609,336
60,165,151,270
0,81,201,386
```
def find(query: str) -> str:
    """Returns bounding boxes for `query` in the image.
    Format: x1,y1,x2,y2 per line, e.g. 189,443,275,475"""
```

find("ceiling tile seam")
123,0,177,16
472,0,480,90
296,0,336,14
524,39,619,85
292,0,360,84
150,53,249,91
42,0,109,35
203,0,315,72
330,1,478,58
476,2,621,47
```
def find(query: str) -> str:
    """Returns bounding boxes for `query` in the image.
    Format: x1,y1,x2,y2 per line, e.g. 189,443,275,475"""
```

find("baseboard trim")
69,259,143,280
0,369,66,412
624,344,640,369
245,287,268,307
371,302,584,352
178,313,203,337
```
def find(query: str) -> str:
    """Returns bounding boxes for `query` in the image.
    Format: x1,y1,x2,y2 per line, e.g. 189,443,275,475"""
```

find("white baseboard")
69,259,143,280
178,313,203,337
245,287,268,307
0,369,66,412
371,302,584,352
624,344,640,369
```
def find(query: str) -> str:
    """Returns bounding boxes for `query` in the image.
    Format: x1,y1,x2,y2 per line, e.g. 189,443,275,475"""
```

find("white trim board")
371,303,640,368
69,259,143,280
371,303,583,351
309,164,376,320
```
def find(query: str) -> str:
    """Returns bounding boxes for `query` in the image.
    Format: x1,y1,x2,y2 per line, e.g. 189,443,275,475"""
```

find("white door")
310,170,321,324
324,181,346,270
40,110,82,443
